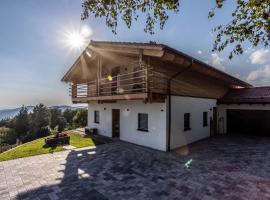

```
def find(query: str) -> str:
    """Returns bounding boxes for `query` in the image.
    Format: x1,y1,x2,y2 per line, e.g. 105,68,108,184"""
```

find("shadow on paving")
15,135,270,200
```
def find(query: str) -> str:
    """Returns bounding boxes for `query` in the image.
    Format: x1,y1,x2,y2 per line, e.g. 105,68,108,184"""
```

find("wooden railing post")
72,83,77,98
97,55,101,96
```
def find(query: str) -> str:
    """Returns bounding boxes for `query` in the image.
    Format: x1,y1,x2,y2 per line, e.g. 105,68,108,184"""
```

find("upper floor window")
184,113,191,131
94,111,100,124
138,113,148,132
203,112,208,127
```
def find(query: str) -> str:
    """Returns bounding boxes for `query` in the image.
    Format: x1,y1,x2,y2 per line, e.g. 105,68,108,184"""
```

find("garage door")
227,109,270,136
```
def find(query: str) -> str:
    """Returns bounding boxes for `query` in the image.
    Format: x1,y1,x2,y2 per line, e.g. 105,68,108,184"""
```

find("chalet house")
62,41,269,151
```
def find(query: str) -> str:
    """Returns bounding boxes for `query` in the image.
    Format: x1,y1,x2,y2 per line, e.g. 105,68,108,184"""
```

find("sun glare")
66,32,85,49
62,25,92,51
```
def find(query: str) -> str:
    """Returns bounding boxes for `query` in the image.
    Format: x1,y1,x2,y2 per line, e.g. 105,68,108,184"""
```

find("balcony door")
111,67,120,95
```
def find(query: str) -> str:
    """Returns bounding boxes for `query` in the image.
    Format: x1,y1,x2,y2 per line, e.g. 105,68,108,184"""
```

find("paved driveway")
1,135,270,200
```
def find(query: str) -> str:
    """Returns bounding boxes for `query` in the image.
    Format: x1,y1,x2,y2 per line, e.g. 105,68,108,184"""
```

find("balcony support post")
97,55,101,96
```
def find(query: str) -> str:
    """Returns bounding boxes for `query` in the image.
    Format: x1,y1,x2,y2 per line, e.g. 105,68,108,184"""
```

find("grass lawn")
68,132,96,148
0,131,97,162
0,138,64,162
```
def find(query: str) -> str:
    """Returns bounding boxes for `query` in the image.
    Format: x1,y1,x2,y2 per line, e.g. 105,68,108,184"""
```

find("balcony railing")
70,68,148,99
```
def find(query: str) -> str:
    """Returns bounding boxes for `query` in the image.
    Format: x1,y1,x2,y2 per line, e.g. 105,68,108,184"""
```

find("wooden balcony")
70,69,150,103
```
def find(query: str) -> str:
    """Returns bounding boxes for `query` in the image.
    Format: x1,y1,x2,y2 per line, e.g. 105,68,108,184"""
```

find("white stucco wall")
170,96,216,149
88,101,167,151
217,104,270,134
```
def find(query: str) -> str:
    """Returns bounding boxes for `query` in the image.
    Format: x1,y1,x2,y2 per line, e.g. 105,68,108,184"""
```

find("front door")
112,109,120,138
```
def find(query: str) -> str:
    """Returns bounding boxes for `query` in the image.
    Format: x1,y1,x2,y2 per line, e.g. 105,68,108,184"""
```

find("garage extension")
218,87,270,136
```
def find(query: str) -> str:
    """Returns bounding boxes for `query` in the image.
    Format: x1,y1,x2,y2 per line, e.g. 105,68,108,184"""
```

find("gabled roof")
62,40,252,88
218,87,270,104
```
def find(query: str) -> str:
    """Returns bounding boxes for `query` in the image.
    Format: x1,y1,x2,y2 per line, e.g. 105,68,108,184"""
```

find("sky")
0,0,269,108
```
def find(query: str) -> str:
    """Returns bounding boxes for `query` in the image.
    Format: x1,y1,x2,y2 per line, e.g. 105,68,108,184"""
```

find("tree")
210,0,270,59
14,106,30,141
30,104,51,139
73,109,88,128
57,116,67,132
0,127,17,145
50,108,62,130
81,0,270,58
63,109,76,126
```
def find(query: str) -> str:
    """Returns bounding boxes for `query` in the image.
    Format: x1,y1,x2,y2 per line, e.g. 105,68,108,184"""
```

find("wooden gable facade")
62,41,251,103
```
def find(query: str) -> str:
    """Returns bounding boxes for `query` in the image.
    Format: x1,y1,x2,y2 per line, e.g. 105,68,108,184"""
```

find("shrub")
73,109,87,128
39,127,51,138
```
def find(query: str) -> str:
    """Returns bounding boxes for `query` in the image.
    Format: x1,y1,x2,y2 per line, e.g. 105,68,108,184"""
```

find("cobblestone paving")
1,135,270,200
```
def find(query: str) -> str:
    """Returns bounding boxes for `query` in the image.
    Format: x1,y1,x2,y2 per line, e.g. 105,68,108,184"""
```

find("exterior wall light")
107,75,113,81
86,51,92,58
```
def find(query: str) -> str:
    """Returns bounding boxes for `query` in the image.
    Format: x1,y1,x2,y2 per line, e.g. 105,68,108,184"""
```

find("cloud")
247,65,270,86
197,50,202,55
210,53,225,71
249,49,270,65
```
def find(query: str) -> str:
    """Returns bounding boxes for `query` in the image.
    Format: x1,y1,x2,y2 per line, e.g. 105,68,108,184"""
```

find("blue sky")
0,0,269,108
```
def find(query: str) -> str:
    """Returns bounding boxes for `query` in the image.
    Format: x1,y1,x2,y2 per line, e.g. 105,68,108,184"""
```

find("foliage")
0,127,17,145
0,118,16,129
50,108,62,130
14,106,30,141
0,137,64,161
210,0,270,58
81,0,179,34
57,116,67,132
30,104,51,139
73,109,88,128
63,109,76,126
81,0,270,58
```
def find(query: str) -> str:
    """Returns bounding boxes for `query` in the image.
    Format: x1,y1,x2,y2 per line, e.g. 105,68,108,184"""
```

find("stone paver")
1,135,270,199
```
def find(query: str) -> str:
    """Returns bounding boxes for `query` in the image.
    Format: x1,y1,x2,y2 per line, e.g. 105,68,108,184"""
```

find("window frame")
94,110,100,124
137,113,149,132
203,112,208,127
184,113,191,131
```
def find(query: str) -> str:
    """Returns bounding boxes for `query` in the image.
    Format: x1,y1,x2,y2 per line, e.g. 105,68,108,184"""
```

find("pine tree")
14,105,30,141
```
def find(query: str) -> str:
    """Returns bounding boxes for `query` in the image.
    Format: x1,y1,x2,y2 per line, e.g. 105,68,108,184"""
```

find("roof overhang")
62,40,252,88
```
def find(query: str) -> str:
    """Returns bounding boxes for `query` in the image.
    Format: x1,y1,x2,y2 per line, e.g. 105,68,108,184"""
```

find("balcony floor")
72,93,148,103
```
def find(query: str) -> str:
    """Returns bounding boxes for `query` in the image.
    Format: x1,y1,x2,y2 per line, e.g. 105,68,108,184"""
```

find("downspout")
167,59,194,151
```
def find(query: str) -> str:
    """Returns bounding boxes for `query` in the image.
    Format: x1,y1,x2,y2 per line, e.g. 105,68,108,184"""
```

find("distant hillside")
0,105,87,120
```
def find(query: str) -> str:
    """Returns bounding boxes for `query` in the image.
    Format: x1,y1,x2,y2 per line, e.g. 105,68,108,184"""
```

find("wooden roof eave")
61,52,84,83
88,45,165,58
161,48,252,88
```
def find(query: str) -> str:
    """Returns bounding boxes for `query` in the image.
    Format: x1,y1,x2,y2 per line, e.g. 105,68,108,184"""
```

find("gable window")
138,113,148,132
184,113,191,131
203,112,208,127
94,111,100,124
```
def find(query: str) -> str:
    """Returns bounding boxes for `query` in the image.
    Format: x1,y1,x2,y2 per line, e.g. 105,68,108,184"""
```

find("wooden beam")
72,93,148,102
90,46,164,57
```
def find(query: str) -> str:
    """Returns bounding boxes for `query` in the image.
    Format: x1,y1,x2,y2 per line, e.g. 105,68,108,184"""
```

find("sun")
62,25,92,51
66,32,85,49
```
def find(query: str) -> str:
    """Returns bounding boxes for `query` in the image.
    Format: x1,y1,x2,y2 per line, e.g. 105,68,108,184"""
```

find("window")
94,111,100,123
138,113,148,132
203,112,208,127
184,113,191,131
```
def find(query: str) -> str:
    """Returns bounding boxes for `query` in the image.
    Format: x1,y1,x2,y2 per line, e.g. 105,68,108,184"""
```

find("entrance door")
112,109,120,138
